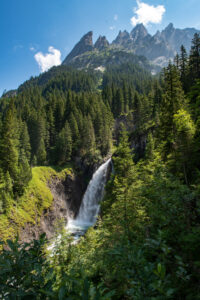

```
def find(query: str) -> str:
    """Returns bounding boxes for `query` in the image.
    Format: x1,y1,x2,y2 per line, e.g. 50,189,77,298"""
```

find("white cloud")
114,14,118,21
34,46,61,72
131,0,165,26
30,46,36,52
109,26,116,30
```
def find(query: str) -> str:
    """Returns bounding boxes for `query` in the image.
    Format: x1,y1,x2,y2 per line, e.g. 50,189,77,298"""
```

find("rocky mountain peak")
63,31,94,64
130,23,148,41
161,23,176,41
112,30,130,46
165,23,175,32
94,35,109,50
81,31,93,45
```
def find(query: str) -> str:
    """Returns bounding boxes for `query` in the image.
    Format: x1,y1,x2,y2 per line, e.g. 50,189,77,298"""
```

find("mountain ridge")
63,23,200,69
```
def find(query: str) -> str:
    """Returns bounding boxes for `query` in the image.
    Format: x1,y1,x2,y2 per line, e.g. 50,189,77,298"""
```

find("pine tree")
189,33,200,84
20,122,31,162
115,88,124,117
55,122,72,165
2,171,13,213
69,113,80,152
106,129,134,239
174,53,180,69
36,138,47,165
128,87,135,111
0,101,19,183
17,149,32,195
152,80,162,117
32,155,37,166
171,109,196,184
123,82,129,113
81,116,96,156
145,132,155,160
54,99,64,133
47,106,55,147
179,45,189,92
114,129,134,177
100,123,112,156
133,92,143,130
159,63,186,157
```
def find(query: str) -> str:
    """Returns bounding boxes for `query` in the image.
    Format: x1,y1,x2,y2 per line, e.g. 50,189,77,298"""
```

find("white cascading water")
67,158,111,238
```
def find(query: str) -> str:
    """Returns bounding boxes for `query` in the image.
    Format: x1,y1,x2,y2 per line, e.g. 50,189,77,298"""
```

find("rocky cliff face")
63,31,94,64
112,30,130,47
130,23,149,42
159,23,199,53
94,35,109,50
19,171,86,243
62,23,200,69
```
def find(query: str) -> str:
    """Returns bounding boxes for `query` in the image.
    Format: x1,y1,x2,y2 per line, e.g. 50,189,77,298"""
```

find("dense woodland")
0,33,200,299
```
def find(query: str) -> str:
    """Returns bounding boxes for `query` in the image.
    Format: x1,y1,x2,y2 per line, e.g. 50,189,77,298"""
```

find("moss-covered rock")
0,166,74,242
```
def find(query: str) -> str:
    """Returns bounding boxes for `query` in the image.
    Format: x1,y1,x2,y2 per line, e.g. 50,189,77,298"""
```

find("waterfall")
47,158,111,251
67,158,111,237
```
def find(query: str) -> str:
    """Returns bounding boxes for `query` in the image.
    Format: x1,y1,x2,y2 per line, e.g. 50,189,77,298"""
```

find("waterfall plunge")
67,158,111,237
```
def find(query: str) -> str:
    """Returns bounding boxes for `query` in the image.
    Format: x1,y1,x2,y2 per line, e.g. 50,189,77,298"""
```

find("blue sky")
1,0,200,96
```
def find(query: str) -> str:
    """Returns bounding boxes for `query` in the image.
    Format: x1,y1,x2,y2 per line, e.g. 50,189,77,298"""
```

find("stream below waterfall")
66,158,111,239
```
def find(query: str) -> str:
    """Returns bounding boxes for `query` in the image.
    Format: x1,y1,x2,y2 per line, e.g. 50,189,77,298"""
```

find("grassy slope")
0,166,72,242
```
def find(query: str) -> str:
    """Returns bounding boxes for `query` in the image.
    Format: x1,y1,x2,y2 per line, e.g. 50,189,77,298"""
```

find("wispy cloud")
30,46,36,52
34,46,61,72
29,43,39,52
131,0,165,26
109,26,116,30
13,44,23,52
114,14,118,21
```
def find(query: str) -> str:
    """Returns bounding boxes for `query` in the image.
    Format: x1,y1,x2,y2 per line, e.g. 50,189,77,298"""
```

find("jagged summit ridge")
63,23,200,68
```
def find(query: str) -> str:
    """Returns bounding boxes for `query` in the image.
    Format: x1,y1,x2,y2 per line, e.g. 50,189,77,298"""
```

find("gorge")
67,158,111,239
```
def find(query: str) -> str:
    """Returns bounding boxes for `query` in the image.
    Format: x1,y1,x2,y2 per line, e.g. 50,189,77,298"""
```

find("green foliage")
0,234,54,299
169,109,196,183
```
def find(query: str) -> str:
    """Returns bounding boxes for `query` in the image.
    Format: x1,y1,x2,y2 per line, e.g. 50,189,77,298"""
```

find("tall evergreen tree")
0,101,19,183
17,149,32,194
115,88,124,117
36,138,47,165
55,122,72,165
69,112,80,152
159,63,186,157
171,109,196,184
20,122,31,162
179,45,189,92
189,33,200,84
81,116,96,156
